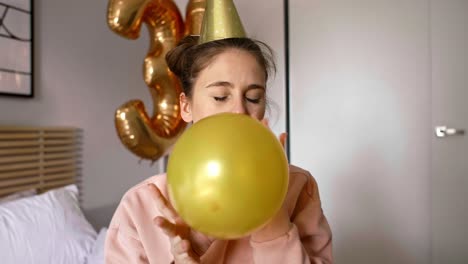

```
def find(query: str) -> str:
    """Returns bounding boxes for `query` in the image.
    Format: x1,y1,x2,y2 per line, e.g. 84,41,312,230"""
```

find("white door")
289,0,431,263
430,0,468,263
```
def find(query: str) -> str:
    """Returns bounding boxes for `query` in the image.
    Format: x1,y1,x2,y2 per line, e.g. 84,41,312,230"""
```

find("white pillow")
85,227,108,264
0,189,37,204
0,184,97,264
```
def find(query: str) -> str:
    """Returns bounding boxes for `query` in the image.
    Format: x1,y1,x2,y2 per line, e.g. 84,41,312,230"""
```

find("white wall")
289,0,431,263
0,0,162,227
0,0,286,228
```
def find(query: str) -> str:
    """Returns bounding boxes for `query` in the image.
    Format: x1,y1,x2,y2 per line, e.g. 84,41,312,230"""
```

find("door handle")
435,126,465,138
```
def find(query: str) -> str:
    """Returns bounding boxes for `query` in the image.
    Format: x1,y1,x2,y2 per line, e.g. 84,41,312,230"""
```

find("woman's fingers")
155,217,199,263
154,216,178,237
172,236,200,263
148,185,199,263
188,229,215,257
261,119,287,150
148,183,179,222
171,236,191,255
174,252,199,264
279,132,287,149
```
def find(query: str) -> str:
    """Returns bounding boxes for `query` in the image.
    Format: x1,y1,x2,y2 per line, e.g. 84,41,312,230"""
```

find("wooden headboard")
0,126,82,198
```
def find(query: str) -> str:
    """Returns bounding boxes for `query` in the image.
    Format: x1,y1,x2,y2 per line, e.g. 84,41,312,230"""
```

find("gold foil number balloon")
107,0,206,161
167,113,289,239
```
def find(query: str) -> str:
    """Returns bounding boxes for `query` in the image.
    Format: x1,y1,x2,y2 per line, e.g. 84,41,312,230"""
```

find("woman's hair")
166,36,276,97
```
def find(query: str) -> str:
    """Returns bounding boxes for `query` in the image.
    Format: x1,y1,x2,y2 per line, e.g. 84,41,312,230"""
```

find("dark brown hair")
166,36,276,97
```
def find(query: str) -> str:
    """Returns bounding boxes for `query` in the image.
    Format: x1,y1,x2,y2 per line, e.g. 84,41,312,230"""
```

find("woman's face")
180,49,267,123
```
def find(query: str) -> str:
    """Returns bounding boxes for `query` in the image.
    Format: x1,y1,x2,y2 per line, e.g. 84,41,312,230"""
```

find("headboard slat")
0,155,40,164
0,162,41,172
42,179,76,191
0,176,40,188
0,165,78,179
0,133,40,140
43,171,78,181
0,141,41,148
0,148,40,156
0,184,42,196
0,169,39,179
0,146,80,156
0,127,82,197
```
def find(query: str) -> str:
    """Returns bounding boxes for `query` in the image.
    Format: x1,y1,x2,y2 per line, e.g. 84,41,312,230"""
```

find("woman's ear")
180,93,193,123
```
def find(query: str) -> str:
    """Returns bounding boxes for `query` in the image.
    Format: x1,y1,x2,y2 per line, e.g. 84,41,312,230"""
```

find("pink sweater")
104,165,333,263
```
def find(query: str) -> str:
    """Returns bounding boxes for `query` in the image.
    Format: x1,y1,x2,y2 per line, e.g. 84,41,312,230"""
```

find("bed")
0,126,106,264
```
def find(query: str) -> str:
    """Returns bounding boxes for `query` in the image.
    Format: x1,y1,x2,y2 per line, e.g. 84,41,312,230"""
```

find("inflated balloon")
184,0,207,36
107,0,206,161
167,113,289,239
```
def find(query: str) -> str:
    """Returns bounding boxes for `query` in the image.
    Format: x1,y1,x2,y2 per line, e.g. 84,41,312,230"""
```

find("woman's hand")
251,119,292,242
148,184,214,263
261,119,287,153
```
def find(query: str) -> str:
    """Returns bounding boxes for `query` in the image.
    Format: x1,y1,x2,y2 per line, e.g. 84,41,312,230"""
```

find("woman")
105,36,333,263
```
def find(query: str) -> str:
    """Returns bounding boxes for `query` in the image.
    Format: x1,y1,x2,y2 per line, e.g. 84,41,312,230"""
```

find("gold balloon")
107,0,206,161
167,113,289,239
184,0,206,36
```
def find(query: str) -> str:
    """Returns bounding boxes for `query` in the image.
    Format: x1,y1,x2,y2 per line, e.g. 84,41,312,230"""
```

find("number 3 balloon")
107,0,206,161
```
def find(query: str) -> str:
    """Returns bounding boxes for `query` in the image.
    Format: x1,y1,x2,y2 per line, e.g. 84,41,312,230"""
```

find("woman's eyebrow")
248,84,265,90
205,81,265,90
205,81,233,88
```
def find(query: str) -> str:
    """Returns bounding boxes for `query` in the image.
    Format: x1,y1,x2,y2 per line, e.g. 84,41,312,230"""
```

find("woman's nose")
232,98,247,115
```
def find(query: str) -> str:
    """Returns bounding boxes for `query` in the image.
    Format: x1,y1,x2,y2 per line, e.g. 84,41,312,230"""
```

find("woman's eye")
214,96,228,102
246,97,261,104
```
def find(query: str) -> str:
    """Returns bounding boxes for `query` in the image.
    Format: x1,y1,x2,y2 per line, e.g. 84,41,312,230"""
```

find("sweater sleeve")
104,198,150,264
104,178,173,264
105,224,149,264
250,171,333,264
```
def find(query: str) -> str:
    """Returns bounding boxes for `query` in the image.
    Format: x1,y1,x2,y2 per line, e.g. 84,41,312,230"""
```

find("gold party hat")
199,0,246,44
